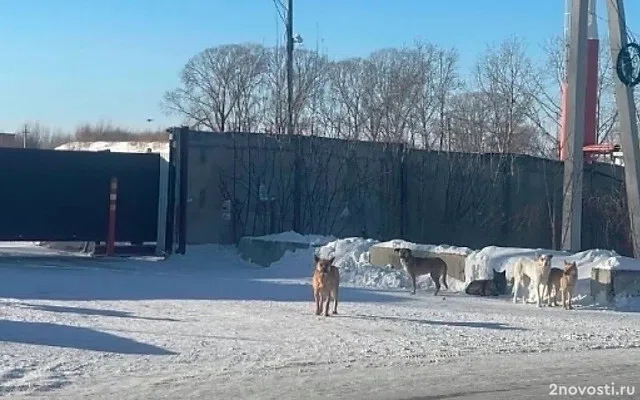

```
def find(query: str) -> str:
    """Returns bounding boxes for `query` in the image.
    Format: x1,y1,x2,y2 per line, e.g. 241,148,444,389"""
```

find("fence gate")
0,147,161,244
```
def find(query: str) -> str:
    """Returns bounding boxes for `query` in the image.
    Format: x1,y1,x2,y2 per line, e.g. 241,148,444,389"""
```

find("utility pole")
22,125,27,148
606,0,640,257
287,0,301,233
286,0,294,138
561,0,589,252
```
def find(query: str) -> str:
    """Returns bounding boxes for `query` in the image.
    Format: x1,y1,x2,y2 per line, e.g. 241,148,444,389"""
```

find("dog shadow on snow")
336,313,526,331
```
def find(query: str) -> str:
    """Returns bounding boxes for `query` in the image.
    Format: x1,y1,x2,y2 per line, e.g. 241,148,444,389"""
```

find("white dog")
512,254,553,307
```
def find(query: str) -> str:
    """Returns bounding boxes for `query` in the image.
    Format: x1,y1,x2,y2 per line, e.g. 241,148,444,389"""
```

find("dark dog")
465,269,507,296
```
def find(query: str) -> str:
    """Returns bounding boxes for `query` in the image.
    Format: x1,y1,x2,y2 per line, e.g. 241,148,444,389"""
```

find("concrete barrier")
591,267,640,303
368,243,468,282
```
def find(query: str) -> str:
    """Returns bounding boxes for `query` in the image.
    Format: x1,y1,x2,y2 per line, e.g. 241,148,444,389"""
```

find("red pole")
559,81,569,161
583,37,599,163
106,177,118,256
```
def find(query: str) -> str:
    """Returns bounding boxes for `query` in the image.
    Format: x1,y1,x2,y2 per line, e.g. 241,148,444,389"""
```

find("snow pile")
464,245,620,303
590,255,640,271
55,141,169,154
310,237,466,292
0,241,91,258
375,239,473,256
251,231,336,246
317,237,409,289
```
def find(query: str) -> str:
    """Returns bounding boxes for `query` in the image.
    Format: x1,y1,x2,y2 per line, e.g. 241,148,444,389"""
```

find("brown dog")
546,261,578,309
312,255,340,316
393,248,448,295
559,261,578,309
546,267,564,307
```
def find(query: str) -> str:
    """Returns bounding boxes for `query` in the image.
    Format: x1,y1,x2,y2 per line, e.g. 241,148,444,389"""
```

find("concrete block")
591,267,640,302
369,244,467,282
237,236,310,267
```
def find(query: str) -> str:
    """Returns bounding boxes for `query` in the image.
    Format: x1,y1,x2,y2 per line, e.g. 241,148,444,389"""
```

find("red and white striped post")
106,177,118,256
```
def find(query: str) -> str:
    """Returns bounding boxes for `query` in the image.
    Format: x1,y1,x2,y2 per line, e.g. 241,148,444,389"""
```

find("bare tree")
163,43,268,132
17,122,73,149
472,36,540,155
321,58,368,140
530,34,618,158
408,42,461,149
359,47,424,143
447,91,491,153
261,46,329,135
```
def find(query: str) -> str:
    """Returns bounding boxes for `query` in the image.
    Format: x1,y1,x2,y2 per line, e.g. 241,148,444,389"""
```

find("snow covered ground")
55,141,168,154
1,240,640,399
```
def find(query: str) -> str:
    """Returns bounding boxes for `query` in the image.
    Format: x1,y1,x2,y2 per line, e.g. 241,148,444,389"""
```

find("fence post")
106,177,118,256
399,143,407,238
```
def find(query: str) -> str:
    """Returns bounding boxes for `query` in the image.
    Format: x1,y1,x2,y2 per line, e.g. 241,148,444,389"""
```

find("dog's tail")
441,261,449,289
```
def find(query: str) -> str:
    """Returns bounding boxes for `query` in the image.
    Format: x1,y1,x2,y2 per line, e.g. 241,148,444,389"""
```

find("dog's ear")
393,248,399,253
328,257,335,265
314,254,320,263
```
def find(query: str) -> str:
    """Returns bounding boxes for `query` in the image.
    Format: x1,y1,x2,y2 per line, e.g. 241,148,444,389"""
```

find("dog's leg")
441,269,449,290
567,289,573,310
314,290,321,315
323,292,331,316
431,271,441,296
561,288,567,310
565,290,570,310
410,273,417,295
535,280,542,307
332,287,339,315
512,277,519,304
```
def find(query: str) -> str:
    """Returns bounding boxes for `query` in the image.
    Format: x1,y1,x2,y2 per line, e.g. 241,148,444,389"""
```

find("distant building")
0,132,18,148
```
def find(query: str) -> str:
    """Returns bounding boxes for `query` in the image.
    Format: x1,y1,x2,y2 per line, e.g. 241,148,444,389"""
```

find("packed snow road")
41,348,638,400
1,244,640,399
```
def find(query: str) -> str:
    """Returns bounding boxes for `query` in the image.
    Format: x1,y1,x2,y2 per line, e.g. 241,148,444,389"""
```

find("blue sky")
0,0,637,133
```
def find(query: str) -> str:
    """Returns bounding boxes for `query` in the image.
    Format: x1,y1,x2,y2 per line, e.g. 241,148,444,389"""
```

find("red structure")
560,0,618,162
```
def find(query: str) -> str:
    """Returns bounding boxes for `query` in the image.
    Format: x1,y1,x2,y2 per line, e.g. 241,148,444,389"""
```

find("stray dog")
393,248,448,295
546,267,564,307
465,269,507,296
559,261,578,309
512,254,553,307
546,261,578,309
312,255,340,316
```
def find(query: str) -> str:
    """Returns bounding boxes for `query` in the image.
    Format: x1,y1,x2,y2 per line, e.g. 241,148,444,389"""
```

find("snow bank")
251,231,336,246
55,141,169,154
464,245,620,303
375,239,473,256
590,255,640,271
310,237,466,292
